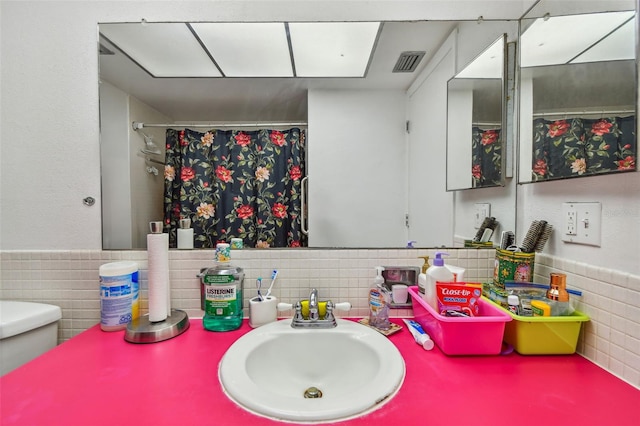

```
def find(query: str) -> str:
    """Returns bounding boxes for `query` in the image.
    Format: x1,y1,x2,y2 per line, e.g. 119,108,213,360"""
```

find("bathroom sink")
219,319,405,423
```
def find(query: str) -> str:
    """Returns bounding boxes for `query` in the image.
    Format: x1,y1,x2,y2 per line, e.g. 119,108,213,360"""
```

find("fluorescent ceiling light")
289,22,380,77
520,11,635,67
191,23,293,77
571,16,636,63
455,36,503,79
100,23,221,77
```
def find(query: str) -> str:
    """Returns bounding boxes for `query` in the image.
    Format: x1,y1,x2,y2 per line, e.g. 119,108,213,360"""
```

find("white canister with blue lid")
99,261,139,331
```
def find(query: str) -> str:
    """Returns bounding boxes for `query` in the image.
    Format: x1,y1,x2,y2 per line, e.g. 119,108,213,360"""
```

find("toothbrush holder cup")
249,296,278,328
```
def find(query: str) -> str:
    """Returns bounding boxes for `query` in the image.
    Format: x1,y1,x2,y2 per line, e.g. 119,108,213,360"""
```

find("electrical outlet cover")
474,203,491,229
561,202,601,246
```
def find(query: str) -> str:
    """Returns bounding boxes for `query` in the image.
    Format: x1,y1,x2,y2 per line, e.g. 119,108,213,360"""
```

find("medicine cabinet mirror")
517,0,638,184
446,34,506,191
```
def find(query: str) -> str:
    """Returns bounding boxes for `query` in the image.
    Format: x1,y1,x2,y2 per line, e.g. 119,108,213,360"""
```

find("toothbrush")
256,277,263,301
264,269,278,299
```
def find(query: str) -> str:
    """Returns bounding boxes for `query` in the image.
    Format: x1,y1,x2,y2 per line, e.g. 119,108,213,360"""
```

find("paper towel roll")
147,232,169,322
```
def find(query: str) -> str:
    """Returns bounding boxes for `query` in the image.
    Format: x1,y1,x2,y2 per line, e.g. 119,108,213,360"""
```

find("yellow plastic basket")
485,298,589,355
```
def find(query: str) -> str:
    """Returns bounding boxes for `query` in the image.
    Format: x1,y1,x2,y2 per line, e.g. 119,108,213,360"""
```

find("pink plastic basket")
408,286,511,355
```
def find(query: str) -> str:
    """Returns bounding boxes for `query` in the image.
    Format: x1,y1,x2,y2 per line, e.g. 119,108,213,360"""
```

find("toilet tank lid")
0,301,62,339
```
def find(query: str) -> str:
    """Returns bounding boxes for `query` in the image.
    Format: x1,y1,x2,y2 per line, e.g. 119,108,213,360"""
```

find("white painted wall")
307,90,408,247
128,97,170,249
99,83,170,249
406,31,456,247
454,178,517,243
99,82,133,249
518,174,640,276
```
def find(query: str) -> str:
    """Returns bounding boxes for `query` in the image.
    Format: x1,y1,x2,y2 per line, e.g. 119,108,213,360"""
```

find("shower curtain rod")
532,109,635,117
473,121,501,127
132,121,307,130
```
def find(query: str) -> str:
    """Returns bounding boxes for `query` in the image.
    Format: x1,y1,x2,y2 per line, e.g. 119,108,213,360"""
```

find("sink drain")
304,386,323,398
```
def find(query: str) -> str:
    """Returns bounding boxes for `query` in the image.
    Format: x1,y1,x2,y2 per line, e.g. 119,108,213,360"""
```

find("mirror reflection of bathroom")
518,1,637,183
99,20,519,250
446,34,507,191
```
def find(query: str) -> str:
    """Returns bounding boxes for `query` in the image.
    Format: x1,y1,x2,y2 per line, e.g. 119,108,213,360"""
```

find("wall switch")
474,203,491,229
561,202,601,246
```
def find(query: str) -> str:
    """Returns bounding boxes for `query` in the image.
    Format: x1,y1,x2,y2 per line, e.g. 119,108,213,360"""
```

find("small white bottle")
369,266,390,330
425,252,454,311
507,294,520,315
177,218,194,250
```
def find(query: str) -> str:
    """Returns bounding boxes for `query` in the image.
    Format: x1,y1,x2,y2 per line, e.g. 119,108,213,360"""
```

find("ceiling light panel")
99,23,221,77
571,16,636,63
289,22,380,77
191,23,293,77
520,11,635,67
455,36,504,79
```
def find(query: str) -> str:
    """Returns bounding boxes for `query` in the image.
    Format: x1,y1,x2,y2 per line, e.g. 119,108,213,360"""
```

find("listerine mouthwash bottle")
202,243,245,331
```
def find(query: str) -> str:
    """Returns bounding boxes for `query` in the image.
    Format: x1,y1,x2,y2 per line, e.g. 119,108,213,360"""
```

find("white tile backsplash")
1,248,492,339
1,248,638,389
534,252,640,389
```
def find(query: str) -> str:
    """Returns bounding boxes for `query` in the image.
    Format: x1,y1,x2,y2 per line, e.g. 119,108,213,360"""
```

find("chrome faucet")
288,288,351,329
308,288,319,321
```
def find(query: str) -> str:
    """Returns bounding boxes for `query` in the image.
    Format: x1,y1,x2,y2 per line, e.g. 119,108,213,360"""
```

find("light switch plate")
474,203,491,229
561,202,601,246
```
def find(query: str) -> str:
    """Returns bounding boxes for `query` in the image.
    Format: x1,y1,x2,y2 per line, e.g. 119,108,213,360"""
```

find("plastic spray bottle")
369,266,390,330
425,252,454,311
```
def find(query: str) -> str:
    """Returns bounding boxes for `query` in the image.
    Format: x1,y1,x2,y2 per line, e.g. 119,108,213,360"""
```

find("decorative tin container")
493,249,535,289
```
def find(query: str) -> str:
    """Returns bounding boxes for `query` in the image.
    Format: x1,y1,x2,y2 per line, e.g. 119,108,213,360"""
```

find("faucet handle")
277,302,293,311
324,301,335,322
293,302,304,321
334,302,352,312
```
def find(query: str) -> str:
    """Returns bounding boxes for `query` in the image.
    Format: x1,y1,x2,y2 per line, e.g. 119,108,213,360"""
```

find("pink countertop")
1,318,638,426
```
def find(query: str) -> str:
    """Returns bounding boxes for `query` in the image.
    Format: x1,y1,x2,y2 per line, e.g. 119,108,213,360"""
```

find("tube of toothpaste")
402,319,434,350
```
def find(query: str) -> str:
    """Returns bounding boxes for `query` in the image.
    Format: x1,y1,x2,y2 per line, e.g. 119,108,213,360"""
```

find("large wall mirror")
99,20,517,249
446,35,506,190
518,0,637,183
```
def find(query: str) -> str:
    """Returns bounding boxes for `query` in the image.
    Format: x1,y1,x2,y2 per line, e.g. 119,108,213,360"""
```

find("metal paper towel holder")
124,310,190,344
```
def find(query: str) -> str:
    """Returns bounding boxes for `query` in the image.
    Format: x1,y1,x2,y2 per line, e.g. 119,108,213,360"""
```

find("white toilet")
0,300,62,375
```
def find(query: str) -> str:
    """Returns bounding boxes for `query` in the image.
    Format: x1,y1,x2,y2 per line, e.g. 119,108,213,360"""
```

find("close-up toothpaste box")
435,282,483,317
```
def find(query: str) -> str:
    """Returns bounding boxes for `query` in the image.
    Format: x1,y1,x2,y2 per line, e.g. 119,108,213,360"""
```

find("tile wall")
533,253,640,389
1,248,638,389
0,248,493,341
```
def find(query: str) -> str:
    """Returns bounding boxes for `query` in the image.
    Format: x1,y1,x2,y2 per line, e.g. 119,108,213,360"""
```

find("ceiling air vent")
392,51,425,73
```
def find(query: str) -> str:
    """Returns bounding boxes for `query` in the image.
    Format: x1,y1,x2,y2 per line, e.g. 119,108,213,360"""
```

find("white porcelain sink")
219,319,405,423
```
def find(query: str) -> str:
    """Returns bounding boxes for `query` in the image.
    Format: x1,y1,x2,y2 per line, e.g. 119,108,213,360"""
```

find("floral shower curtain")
163,128,307,248
531,116,636,180
471,127,502,188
